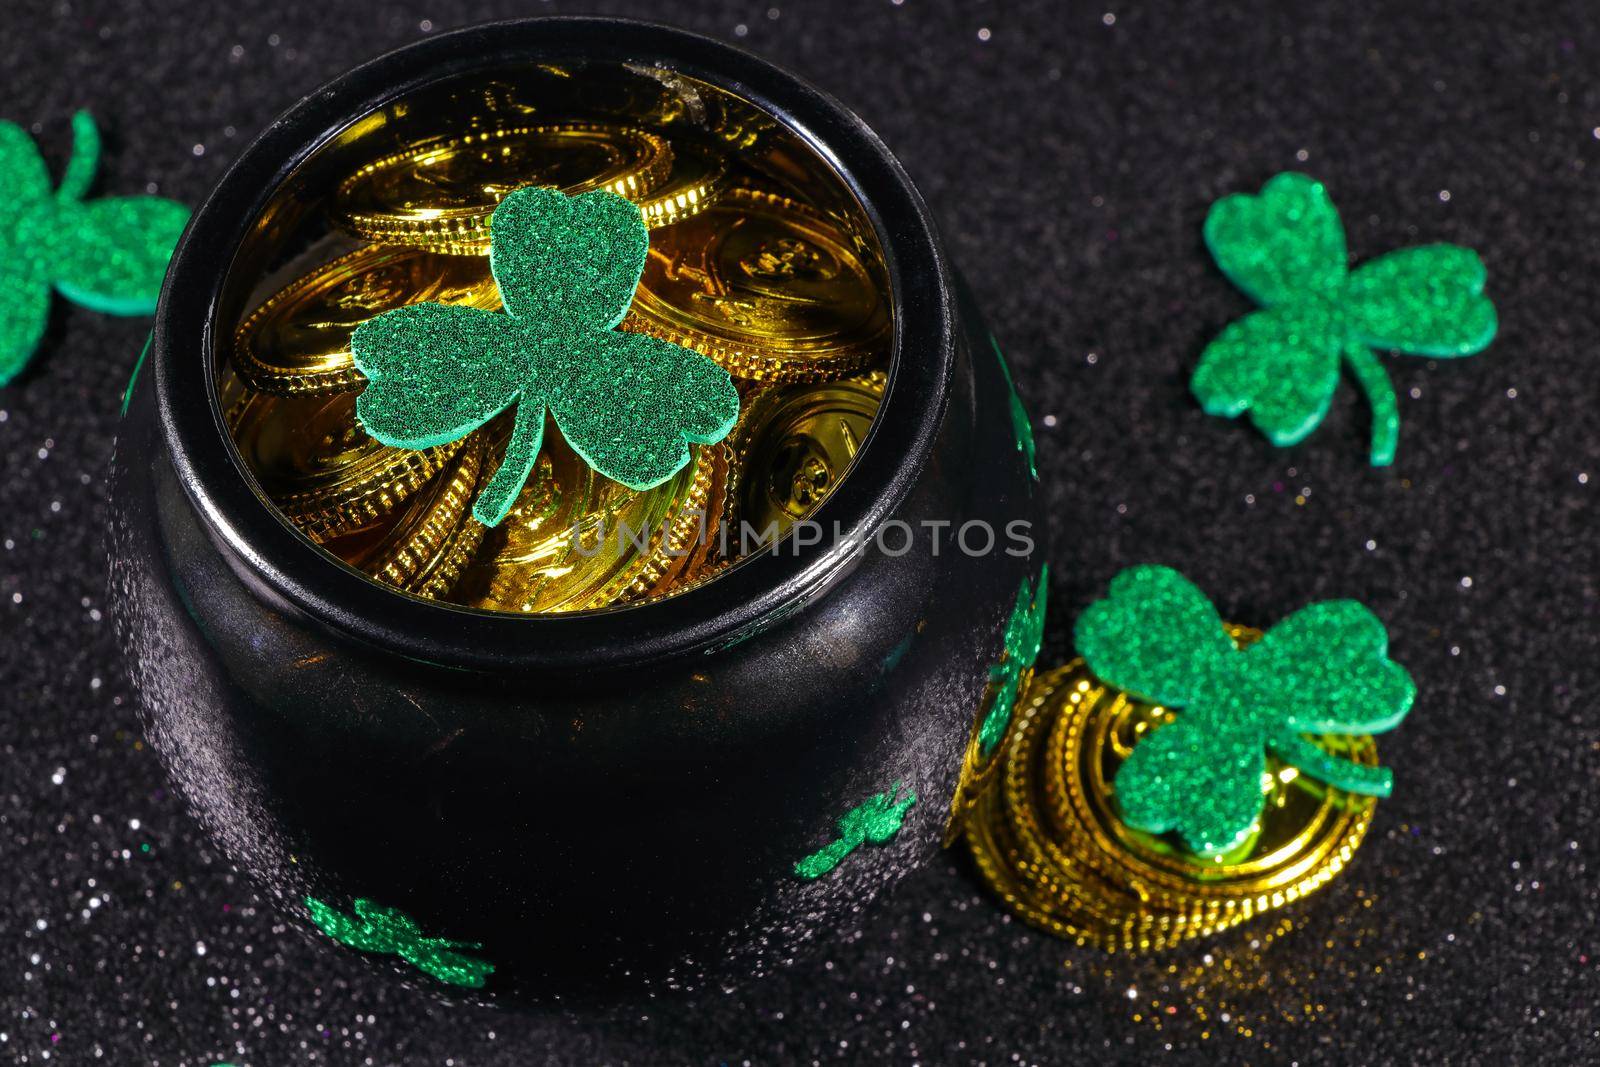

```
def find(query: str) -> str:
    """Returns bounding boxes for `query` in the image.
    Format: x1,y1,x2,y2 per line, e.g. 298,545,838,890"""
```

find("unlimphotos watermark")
569,514,1035,560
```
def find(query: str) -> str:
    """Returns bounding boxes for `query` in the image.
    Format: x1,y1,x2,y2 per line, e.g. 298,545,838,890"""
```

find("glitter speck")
1103,12,1117,25
1460,576,1473,588
977,27,991,41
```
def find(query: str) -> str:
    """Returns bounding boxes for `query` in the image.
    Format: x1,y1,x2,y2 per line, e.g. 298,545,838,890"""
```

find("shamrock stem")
794,837,856,880
1271,733,1394,797
58,111,100,202
472,404,545,527
1342,343,1400,467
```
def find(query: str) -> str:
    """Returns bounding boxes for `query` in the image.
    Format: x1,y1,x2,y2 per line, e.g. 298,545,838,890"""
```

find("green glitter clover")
1195,171,1497,465
1076,565,1415,858
304,895,493,989
990,333,1037,482
350,185,740,526
0,111,189,385
978,565,1049,757
794,783,917,879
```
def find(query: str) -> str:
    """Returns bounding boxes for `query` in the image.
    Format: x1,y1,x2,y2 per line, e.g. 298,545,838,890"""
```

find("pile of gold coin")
960,627,1382,952
221,77,893,613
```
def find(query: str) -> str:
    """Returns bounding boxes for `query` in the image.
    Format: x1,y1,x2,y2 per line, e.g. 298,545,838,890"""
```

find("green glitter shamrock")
0,111,189,385
1195,171,1497,466
350,185,740,526
978,564,1049,757
990,333,1037,482
1075,565,1415,858
794,783,917,879
304,895,494,989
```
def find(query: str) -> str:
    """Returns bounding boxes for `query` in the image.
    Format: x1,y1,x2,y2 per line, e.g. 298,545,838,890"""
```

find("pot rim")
152,15,954,673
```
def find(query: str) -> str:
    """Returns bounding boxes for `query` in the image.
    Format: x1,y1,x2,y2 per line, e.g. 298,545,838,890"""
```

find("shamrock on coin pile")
1074,565,1414,857
305,896,494,988
0,111,188,384
350,185,740,526
1194,171,1497,465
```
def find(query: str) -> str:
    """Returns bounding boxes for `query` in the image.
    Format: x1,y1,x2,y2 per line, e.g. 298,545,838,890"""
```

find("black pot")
109,16,1042,1006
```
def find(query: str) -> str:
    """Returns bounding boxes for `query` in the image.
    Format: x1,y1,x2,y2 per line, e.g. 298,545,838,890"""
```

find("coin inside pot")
223,59,893,612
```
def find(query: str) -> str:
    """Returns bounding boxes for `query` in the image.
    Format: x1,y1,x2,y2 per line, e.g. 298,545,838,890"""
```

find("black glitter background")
2,1,1597,1063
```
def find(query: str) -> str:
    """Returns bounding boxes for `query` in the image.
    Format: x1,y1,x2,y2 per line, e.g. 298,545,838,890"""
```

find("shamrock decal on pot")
350,185,740,526
989,333,1038,483
1195,171,1497,465
305,895,494,989
978,565,1049,758
0,111,189,385
1076,565,1414,857
795,782,917,879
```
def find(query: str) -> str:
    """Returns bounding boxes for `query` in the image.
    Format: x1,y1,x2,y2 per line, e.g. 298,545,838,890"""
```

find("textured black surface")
1,1,1596,1063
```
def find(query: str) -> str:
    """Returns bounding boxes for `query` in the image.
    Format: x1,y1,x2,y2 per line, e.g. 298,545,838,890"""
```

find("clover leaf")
0,111,189,384
305,895,493,989
989,333,1037,483
350,185,740,526
794,783,917,879
978,564,1049,757
1075,565,1415,857
1194,172,1497,465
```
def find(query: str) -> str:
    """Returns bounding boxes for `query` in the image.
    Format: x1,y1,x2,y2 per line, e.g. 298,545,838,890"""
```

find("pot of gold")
109,16,1043,1005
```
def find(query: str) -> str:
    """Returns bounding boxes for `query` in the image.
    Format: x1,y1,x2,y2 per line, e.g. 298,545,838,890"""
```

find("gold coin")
639,141,729,229
234,245,499,397
320,433,486,593
967,792,1226,953
701,85,781,153
731,369,886,540
410,502,488,602
998,679,1256,948
1047,645,1378,914
965,737,1214,954
601,444,729,607
226,386,461,541
622,188,890,382
962,660,1380,951
641,556,732,603
446,423,718,614
943,663,1033,848
335,124,674,254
